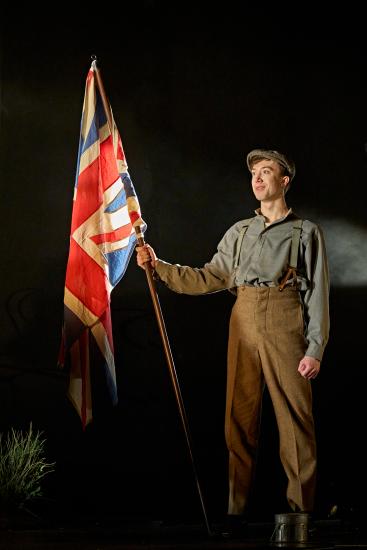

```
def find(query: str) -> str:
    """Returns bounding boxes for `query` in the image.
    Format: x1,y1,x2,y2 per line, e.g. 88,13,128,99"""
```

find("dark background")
0,3,366,526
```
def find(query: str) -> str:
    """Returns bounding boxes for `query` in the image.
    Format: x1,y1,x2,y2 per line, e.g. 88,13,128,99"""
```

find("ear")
282,176,290,189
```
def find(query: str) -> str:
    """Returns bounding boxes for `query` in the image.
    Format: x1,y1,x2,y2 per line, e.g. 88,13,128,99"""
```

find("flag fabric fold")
59,60,145,428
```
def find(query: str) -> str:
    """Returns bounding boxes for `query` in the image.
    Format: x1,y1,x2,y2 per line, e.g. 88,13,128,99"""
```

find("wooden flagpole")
92,56,213,536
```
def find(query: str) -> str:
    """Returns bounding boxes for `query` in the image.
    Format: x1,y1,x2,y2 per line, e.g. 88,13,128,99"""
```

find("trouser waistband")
237,285,300,301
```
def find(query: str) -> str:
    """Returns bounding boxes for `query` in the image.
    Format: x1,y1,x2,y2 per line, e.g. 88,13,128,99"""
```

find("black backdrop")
1,4,366,525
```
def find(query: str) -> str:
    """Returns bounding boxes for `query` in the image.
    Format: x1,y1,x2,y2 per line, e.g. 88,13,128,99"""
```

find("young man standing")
136,149,330,531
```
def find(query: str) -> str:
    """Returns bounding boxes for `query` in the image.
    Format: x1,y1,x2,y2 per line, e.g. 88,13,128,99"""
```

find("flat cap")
246,149,296,181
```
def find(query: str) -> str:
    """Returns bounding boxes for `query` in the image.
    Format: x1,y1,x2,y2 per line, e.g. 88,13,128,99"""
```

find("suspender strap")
279,218,303,291
289,218,303,268
234,222,251,269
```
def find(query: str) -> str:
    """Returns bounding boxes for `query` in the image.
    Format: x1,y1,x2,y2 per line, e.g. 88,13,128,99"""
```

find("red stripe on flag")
72,135,121,233
99,136,121,192
71,157,101,233
90,223,132,245
129,210,141,226
117,135,126,162
65,239,108,318
86,69,94,86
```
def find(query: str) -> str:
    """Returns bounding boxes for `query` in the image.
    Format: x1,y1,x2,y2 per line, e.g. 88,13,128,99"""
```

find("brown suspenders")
234,220,252,269
278,219,303,291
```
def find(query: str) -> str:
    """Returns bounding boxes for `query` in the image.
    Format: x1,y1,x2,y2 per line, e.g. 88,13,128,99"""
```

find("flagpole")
134,228,214,537
92,57,213,537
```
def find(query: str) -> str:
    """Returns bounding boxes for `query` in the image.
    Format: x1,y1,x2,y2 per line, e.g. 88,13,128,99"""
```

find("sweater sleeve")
303,225,330,361
154,223,241,295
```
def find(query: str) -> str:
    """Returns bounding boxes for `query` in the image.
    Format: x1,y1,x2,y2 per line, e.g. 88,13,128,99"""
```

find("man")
136,149,330,532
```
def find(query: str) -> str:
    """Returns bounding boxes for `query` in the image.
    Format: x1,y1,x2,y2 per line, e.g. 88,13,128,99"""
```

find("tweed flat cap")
246,149,296,181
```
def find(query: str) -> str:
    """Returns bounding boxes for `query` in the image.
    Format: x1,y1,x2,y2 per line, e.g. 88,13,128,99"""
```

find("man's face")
250,159,289,202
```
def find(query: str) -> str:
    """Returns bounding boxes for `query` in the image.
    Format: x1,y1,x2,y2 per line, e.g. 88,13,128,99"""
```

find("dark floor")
1,516,367,549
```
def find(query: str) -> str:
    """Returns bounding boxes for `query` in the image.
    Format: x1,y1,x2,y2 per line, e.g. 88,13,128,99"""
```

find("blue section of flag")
105,188,126,213
82,113,99,154
122,172,137,198
107,238,137,287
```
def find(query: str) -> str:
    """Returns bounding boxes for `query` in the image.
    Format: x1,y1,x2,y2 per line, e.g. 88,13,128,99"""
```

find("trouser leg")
225,289,264,515
260,288,316,512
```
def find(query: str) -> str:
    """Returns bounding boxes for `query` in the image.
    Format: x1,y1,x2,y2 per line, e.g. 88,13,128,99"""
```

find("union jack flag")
58,60,145,428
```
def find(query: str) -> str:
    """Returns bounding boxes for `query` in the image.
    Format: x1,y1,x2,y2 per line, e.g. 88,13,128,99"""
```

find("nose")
254,172,262,182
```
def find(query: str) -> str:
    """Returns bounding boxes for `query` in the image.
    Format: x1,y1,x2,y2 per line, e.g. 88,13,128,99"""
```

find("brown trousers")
225,286,316,515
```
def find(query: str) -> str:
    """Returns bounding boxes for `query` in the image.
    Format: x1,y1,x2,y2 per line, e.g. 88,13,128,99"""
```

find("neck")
260,199,289,223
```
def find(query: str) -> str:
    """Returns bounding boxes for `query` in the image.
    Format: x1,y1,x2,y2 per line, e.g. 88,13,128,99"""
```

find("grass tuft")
0,423,55,510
